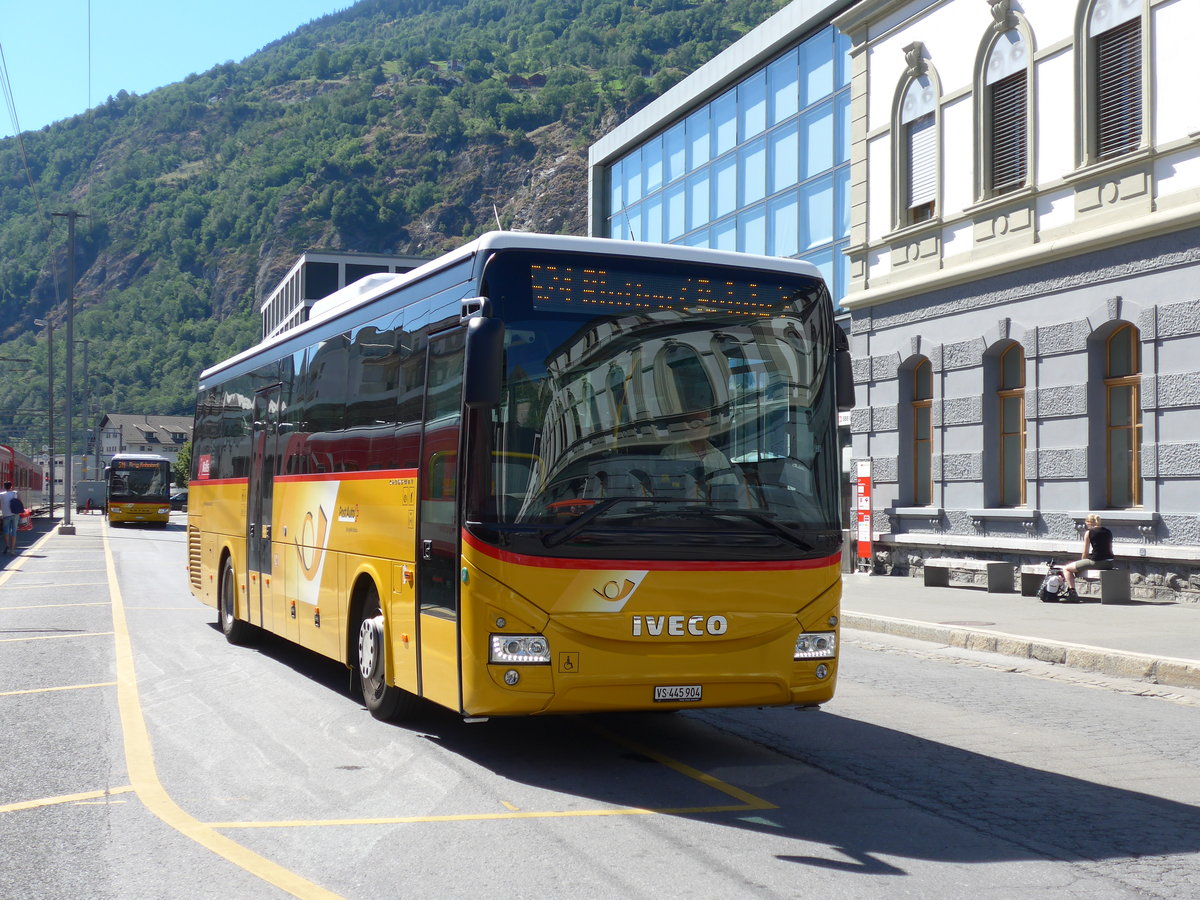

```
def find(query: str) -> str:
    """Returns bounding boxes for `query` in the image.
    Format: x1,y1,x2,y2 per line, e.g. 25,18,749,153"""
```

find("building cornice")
844,199,1200,311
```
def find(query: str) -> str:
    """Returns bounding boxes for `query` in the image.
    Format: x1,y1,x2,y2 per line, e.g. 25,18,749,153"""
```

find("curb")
842,612,1200,692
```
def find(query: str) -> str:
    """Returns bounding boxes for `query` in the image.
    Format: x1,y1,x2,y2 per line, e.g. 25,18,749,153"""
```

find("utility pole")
53,210,86,534
35,319,55,516
76,339,90,478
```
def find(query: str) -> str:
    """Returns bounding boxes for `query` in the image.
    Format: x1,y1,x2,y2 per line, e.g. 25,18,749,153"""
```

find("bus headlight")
794,631,836,660
489,634,550,664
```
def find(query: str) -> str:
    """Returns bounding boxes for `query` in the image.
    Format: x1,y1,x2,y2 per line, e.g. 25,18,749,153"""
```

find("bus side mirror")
836,349,856,411
834,326,855,411
464,314,505,409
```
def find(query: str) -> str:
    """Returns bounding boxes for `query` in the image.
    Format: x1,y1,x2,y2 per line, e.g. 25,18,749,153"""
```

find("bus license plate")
654,685,701,702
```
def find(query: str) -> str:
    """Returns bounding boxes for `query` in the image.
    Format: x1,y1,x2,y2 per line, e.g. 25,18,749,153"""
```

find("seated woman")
1061,514,1115,600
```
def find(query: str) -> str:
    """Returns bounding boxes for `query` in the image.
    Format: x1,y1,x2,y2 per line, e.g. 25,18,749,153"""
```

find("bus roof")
200,232,825,383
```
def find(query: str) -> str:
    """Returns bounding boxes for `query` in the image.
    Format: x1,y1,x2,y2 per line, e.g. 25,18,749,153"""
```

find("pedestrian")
1061,513,1115,600
0,481,18,554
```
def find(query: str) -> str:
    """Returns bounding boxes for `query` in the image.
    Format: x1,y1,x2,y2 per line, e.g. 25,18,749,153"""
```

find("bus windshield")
468,250,842,561
109,459,171,503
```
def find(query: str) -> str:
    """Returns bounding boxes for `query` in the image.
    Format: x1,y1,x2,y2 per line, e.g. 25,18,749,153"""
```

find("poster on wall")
855,460,872,566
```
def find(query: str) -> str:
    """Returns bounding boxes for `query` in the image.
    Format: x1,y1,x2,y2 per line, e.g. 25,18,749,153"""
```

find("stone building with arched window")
835,0,1200,597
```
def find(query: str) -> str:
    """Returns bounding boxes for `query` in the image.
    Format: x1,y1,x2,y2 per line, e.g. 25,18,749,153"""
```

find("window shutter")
989,72,1027,193
1095,18,1142,160
907,114,936,210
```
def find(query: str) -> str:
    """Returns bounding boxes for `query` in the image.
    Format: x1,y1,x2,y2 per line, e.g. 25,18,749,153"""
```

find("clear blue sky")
1,0,353,139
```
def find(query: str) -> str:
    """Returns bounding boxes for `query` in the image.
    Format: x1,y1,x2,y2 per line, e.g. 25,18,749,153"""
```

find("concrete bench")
1081,567,1131,604
923,558,1013,593
1019,563,1130,603
1020,564,1049,596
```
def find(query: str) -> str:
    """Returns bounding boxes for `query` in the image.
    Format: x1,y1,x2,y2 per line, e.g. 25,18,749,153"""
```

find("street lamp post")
53,209,84,535
74,339,91,478
34,320,54,516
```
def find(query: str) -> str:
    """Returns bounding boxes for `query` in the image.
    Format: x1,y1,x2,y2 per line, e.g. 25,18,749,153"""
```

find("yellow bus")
188,233,854,720
107,453,172,526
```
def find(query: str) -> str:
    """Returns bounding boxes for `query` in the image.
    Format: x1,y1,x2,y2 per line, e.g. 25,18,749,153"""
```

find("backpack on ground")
1037,564,1070,603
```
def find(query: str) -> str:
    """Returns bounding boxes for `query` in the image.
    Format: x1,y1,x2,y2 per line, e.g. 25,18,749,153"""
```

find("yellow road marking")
0,786,135,814
0,601,110,609
206,802,765,830
0,528,57,583
0,631,114,643
584,721,778,811
103,522,344,900
0,681,116,697
203,728,774,830
0,582,111,590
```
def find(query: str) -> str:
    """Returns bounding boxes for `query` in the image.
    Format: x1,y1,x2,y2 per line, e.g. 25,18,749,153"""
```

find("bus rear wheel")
219,557,254,645
356,586,416,721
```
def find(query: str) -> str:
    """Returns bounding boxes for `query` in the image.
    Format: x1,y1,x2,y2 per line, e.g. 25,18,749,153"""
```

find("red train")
0,444,44,506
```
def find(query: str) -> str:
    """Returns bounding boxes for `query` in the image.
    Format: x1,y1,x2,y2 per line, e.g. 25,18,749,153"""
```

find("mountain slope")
0,0,787,453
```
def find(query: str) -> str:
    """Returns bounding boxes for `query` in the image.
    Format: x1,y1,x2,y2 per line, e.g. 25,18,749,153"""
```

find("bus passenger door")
248,384,282,633
417,330,465,711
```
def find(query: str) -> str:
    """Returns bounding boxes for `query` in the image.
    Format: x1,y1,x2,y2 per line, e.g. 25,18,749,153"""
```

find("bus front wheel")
219,558,254,645
356,586,415,721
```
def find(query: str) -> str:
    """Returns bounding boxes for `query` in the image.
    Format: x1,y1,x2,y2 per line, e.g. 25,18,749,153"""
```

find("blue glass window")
801,101,835,179
626,203,643,242
769,192,799,257
800,175,835,250
739,70,767,141
738,205,767,255
739,138,766,207
713,218,736,251
768,48,800,125
713,155,737,219
643,138,663,195
686,108,710,168
806,245,834,292
836,91,851,165
713,90,737,156
836,28,853,89
800,29,835,108
610,159,623,213
836,167,851,240
644,194,663,243
687,170,710,231
665,182,686,241
769,122,799,194
624,151,642,206
665,122,686,184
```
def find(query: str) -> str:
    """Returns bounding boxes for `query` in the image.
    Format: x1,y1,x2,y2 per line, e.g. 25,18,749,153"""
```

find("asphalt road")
2,514,1198,899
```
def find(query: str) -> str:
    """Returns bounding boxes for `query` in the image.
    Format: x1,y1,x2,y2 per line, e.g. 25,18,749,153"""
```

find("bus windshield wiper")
633,506,816,551
539,497,691,548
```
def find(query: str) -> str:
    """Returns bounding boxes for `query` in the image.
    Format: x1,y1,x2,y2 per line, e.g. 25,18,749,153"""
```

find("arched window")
912,358,933,505
1105,323,1141,507
1083,0,1144,162
662,343,715,414
998,343,1026,507
899,75,938,225
980,25,1030,196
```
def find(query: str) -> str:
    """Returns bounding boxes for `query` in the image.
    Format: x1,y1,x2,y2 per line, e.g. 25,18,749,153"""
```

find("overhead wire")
0,41,48,222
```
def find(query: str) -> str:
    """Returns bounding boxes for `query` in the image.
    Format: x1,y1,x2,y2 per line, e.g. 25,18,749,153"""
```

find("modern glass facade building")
589,1,855,305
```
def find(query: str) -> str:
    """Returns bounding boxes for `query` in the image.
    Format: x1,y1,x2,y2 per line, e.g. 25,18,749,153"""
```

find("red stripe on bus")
462,529,840,572
189,478,248,487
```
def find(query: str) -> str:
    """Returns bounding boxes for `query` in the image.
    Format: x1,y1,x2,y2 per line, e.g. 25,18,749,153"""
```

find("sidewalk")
841,572,1200,691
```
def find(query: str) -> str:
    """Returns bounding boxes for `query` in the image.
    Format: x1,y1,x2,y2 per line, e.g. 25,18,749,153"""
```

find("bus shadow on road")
211,625,1200,879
